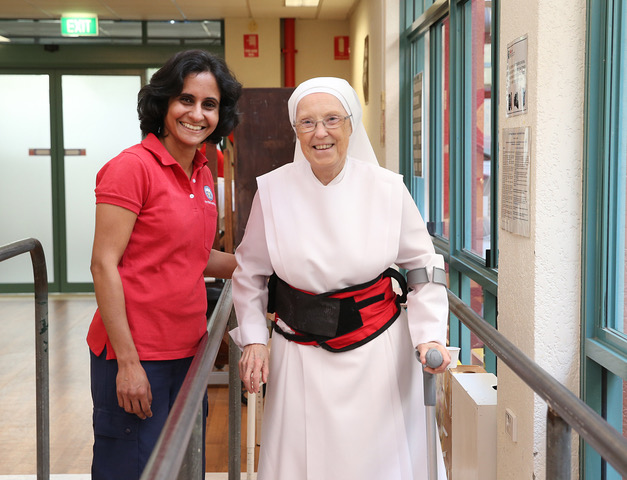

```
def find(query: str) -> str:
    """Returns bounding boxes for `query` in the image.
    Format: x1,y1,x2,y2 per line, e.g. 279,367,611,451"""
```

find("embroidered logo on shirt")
204,185,214,201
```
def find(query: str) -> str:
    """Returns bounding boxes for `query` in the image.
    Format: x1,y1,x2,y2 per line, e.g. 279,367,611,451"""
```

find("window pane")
147,20,221,45
464,0,492,258
0,19,222,45
470,279,486,367
0,75,54,283
439,18,451,238
623,380,626,441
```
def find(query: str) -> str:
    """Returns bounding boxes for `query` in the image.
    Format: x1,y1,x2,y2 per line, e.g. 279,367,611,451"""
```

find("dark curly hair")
138,49,242,144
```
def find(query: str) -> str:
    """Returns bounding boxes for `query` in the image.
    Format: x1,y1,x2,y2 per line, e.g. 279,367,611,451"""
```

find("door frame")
0,44,223,292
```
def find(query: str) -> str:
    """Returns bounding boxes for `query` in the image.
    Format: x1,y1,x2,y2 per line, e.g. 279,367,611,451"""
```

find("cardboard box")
436,365,487,478
451,372,497,480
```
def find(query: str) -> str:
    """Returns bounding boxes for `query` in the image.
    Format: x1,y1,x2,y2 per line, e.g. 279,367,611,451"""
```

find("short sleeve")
95,153,150,215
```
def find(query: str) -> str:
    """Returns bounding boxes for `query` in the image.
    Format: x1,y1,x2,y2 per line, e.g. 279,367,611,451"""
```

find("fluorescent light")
0,35,10,43
285,0,319,6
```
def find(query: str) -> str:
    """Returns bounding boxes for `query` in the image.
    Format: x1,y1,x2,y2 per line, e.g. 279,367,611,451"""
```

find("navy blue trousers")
90,348,208,480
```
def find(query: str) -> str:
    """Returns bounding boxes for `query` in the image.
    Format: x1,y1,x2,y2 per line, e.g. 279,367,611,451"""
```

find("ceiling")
0,0,358,21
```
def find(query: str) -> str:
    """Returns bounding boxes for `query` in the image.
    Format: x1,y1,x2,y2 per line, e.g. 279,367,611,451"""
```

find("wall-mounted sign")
244,34,259,58
501,127,531,237
334,36,349,60
506,35,528,117
61,14,98,37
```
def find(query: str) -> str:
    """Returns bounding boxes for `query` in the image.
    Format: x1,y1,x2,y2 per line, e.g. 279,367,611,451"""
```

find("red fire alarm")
244,34,259,57
334,36,350,60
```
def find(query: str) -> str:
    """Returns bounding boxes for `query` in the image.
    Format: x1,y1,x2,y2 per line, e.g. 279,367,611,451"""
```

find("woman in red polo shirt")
87,50,241,480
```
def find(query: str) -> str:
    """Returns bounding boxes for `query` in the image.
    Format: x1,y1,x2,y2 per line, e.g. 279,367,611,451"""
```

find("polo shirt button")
192,179,196,183
190,194,195,199
124,427,132,435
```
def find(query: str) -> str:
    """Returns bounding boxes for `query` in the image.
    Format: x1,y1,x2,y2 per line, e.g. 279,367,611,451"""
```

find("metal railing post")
31,241,50,480
228,308,242,480
546,407,571,480
0,238,49,480
177,407,204,480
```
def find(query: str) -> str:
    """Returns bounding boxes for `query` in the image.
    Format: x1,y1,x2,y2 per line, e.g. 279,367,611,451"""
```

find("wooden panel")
233,88,295,247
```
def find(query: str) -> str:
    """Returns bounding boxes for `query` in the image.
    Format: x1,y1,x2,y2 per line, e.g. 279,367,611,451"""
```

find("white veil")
287,77,379,166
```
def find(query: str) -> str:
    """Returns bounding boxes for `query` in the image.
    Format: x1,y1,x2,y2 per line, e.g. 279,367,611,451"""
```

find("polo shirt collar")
142,133,209,170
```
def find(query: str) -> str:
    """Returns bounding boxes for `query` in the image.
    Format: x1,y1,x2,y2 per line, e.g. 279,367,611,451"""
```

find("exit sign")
61,15,98,36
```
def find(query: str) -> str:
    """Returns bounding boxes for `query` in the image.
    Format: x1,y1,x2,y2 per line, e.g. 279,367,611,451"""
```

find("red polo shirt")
87,134,217,361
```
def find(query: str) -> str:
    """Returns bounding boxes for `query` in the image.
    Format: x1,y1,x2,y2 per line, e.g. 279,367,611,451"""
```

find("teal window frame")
582,0,627,478
400,0,499,372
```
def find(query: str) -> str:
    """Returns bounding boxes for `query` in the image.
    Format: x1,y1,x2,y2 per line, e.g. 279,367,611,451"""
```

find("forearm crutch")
416,348,443,480
246,391,256,479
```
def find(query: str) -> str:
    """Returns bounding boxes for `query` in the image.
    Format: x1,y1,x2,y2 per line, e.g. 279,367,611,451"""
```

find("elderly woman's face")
294,93,352,184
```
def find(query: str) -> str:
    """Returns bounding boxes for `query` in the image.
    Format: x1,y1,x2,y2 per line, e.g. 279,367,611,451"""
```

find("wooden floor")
0,295,258,475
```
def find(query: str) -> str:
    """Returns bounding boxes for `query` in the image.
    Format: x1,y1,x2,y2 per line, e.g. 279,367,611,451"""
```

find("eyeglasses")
293,115,352,133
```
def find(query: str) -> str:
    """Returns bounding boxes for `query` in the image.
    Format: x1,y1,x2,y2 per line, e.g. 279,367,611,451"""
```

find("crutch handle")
416,348,444,369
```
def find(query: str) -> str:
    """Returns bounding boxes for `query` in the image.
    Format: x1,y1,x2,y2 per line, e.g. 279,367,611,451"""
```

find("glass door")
0,74,56,289
61,74,141,288
0,72,142,292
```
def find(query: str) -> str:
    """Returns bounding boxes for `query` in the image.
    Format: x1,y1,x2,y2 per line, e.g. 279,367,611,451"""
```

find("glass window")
463,0,492,259
0,19,222,45
146,20,221,45
437,18,451,239
401,0,498,374
582,0,627,476
470,279,486,367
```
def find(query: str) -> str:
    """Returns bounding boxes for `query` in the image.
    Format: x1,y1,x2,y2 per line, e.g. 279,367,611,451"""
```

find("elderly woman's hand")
416,342,451,374
239,343,269,394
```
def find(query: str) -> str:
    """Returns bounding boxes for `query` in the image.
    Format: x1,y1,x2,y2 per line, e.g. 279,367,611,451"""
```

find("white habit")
231,155,449,480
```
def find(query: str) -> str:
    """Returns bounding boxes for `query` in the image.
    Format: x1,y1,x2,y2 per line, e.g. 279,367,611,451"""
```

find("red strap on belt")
274,271,403,352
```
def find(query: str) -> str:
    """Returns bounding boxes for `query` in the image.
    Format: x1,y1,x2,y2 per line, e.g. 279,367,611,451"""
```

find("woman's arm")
396,186,450,353
204,249,237,279
90,203,153,420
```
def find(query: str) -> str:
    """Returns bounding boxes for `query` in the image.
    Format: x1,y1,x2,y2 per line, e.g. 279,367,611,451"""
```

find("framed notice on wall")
412,72,423,177
244,34,259,57
500,127,531,237
334,36,350,60
506,35,528,117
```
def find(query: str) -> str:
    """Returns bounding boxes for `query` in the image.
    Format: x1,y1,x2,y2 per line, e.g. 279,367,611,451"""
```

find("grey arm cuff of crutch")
406,266,447,287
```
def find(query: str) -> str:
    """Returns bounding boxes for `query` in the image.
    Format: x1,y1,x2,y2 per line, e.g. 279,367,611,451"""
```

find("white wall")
294,19,352,85
350,0,388,168
383,0,400,173
497,0,586,478
224,17,282,88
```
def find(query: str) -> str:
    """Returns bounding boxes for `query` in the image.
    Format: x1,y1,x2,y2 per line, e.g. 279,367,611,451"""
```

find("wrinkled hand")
116,362,153,419
416,342,451,374
239,343,269,394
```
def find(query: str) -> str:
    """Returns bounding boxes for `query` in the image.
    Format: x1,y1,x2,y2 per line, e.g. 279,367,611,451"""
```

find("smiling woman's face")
294,93,352,185
162,71,221,156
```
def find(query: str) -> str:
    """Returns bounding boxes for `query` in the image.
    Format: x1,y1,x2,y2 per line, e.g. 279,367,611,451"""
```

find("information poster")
501,127,531,237
506,35,528,117
412,72,423,177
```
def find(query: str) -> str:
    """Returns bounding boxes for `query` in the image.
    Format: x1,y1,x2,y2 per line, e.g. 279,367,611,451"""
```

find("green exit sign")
61,15,98,36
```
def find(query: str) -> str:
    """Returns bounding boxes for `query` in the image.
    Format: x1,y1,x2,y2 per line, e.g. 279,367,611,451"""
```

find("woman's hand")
239,343,269,394
116,360,153,420
416,342,451,374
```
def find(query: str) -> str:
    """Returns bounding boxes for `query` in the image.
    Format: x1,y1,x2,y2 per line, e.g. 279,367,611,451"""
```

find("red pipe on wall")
282,18,296,87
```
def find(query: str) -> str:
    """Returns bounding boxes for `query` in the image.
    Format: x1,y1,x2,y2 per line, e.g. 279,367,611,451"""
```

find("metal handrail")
448,290,627,478
136,280,627,479
140,279,235,480
0,238,49,480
